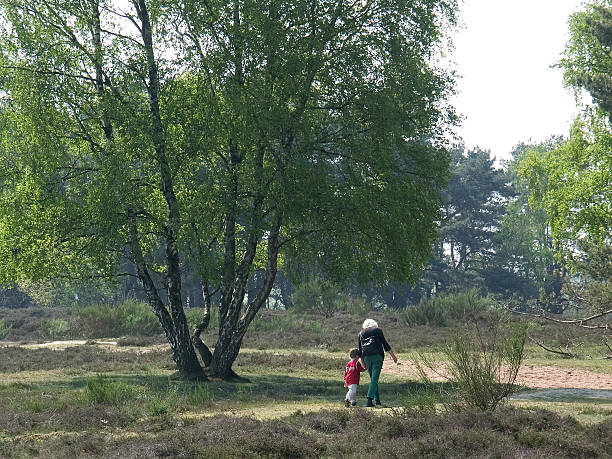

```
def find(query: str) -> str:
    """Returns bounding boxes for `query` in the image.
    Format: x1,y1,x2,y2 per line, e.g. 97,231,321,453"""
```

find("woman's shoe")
365,397,375,407
375,399,382,406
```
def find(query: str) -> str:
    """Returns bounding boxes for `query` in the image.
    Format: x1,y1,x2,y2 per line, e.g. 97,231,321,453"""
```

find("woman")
358,318,398,407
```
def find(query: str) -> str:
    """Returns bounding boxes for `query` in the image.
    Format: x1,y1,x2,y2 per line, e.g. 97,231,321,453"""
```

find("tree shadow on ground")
3,371,455,408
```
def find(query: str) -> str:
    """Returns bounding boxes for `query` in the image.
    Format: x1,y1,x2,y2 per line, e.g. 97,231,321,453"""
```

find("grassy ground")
0,342,611,458
1,307,611,457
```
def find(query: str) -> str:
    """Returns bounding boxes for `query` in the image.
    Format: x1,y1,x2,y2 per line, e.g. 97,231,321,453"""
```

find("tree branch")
528,336,576,358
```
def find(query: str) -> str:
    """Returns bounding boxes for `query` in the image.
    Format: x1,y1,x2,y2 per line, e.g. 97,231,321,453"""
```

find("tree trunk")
128,219,202,376
132,0,202,377
210,215,281,379
210,328,245,380
193,283,213,367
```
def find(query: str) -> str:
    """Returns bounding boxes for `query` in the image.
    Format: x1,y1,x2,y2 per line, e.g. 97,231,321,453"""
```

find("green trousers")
363,354,384,400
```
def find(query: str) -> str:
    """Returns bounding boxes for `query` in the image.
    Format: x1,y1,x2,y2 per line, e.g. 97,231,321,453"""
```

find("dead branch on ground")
527,336,576,358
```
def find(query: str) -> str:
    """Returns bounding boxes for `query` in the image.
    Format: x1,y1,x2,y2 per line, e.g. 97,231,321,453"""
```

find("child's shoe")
350,401,357,407
344,399,350,408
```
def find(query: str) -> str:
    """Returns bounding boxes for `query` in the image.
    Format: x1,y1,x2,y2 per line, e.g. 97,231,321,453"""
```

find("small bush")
0,318,12,339
84,374,136,406
185,384,212,406
119,299,161,335
414,315,527,411
443,289,494,320
146,384,181,416
76,299,161,337
339,294,370,316
147,396,174,416
291,278,342,317
246,312,325,333
38,318,69,339
402,290,492,326
402,297,448,326
250,314,297,331
185,306,219,331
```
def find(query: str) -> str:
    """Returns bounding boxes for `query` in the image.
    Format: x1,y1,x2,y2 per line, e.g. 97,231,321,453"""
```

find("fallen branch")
527,336,576,358
512,308,611,330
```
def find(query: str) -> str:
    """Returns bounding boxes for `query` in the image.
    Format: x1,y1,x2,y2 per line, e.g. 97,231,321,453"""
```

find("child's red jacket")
344,359,366,386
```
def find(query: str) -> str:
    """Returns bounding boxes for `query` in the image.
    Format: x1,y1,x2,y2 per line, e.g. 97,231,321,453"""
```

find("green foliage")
248,312,325,334
518,115,612,258
38,318,69,340
402,290,492,327
397,384,448,415
185,384,212,407
339,294,370,316
520,1,612,258
561,1,612,117
185,307,219,331
84,374,135,406
0,0,459,289
16,278,119,308
403,297,449,326
414,317,527,411
146,396,174,417
0,318,11,339
563,240,612,314
0,0,460,376
445,322,527,411
494,140,563,300
431,147,511,295
291,278,342,317
290,278,371,317
76,300,162,338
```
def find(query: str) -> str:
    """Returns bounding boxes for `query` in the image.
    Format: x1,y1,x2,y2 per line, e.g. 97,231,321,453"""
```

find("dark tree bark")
210,214,281,378
133,0,202,377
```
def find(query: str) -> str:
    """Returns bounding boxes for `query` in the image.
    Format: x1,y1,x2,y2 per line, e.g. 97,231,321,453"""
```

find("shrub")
185,384,212,406
291,278,342,317
402,290,492,326
119,299,160,335
185,306,219,331
414,314,527,411
76,305,116,337
402,297,448,326
442,289,493,320
339,294,370,316
76,299,161,337
246,311,325,333
0,318,12,339
84,374,135,406
250,314,296,331
38,318,69,339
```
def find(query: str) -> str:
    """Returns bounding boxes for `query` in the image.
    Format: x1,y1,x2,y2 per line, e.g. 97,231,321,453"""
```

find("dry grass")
3,406,610,458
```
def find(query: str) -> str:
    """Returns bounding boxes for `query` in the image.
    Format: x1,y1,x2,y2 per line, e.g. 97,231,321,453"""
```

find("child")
344,348,367,407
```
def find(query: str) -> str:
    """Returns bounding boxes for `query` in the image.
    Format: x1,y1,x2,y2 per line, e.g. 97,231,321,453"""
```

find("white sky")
451,0,586,161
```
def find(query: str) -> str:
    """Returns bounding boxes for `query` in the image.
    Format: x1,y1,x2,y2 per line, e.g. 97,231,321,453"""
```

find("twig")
528,336,576,358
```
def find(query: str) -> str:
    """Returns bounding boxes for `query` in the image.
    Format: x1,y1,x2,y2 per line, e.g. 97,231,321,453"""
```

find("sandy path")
384,360,612,390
